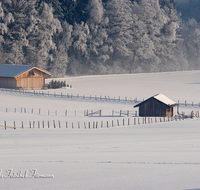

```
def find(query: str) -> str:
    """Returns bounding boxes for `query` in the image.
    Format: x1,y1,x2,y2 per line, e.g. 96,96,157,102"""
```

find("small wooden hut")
0,64,51,89
134,94,177,117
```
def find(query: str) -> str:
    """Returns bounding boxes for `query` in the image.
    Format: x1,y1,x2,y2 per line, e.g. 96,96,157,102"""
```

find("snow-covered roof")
153,93,177,106
0,64,33,78
134,93,177,107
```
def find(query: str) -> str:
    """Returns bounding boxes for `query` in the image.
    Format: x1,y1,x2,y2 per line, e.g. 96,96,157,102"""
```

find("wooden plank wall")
0,77,16,88
16,68,45,89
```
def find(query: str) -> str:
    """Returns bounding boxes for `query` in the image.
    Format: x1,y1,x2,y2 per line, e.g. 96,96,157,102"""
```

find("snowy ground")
1,71,200,190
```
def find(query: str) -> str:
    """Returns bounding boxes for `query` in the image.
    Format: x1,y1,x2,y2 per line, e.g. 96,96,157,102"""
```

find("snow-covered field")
1,71,200,190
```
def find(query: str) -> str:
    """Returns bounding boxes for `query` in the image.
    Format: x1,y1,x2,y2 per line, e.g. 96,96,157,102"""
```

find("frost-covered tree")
85,0,110,74
105,0,134,62
25,2,62,70
133,0,184,72
50,21,73,77
181,19,200,70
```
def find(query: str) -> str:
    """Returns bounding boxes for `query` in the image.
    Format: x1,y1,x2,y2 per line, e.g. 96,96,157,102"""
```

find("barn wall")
0,77,16,88
16,68,45,89
138,98,172,117
166,107,173,117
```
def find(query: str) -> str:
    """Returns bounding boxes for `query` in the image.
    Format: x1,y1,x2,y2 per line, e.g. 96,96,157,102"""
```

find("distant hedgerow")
48,80,66,89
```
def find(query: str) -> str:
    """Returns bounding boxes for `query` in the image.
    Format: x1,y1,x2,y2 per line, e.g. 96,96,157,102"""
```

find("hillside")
1,71,200,190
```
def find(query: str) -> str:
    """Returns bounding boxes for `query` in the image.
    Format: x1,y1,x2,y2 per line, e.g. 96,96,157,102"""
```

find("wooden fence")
1,111,199,130
1,88,200,108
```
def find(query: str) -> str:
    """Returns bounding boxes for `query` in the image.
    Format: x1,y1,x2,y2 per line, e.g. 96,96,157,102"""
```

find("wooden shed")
134,94,177,117
0,64,51,89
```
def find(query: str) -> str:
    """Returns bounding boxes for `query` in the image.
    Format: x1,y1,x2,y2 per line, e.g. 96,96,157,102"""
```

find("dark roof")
134,94,177,108
0,64,33,78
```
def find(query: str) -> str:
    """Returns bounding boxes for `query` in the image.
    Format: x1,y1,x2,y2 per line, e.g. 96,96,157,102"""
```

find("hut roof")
134,93,177,108
0,64,51,78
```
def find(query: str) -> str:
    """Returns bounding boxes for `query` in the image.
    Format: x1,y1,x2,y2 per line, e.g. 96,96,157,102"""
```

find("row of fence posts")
3,111,199,130
5,108,138,117
5,107,74,116
1,88,138,103
2,88,200,107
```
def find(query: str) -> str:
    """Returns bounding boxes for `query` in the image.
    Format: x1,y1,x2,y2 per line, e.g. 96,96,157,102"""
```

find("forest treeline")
0,0,200,76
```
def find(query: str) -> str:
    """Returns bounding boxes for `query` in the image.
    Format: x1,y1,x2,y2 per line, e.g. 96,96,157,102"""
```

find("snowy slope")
1,71,200,190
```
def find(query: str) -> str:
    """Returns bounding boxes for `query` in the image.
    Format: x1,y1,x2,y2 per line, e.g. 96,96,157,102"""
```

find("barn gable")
134,94,177,117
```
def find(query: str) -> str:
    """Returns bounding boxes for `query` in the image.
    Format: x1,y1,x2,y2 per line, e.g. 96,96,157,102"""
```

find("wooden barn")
0,64,51,89
134,94,177,117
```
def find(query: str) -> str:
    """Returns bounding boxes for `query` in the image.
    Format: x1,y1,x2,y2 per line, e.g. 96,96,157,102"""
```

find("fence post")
100,110,102,116
22,121,24,129
123,119,125,126
33,121,35,128
72,122,74,129
134,118,136,125
107,121,109,128
53,120,56,128
128,118,130,125
84,122,86,129
78,122,80,129
38,121,40,128
112,120,114,127
4,121,6,130
191,111,194,119
66,122,68,128
101,121,103,128
65,110,67,116
48,121,50,128
43,121,44,128
138,118,140,125
59,121,61,128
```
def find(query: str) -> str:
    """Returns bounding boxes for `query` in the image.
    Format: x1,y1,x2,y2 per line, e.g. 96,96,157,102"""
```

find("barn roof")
0,64,51,78
134,93,177,108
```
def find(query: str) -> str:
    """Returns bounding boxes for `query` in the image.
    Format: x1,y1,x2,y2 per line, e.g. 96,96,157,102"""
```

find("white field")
1,71,200,190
